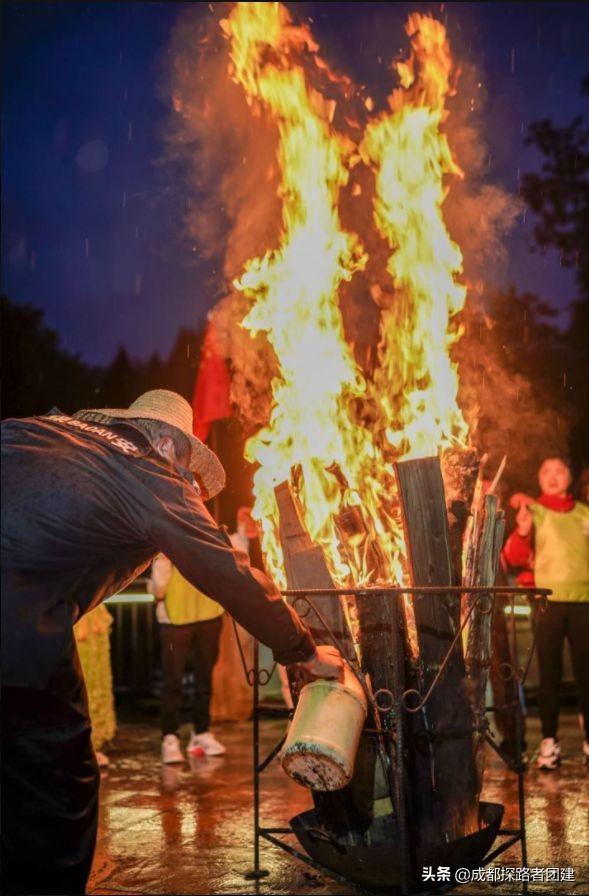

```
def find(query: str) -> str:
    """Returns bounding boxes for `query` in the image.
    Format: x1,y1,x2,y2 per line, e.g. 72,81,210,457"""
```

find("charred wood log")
441,448,480,585
334,504,398,822
394,456,479,847
275,480,381,842
464,495,506,792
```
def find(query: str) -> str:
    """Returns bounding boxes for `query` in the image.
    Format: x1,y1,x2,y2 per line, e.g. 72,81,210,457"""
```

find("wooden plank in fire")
275,480,355,658
275,480,393,841
394,456,479,846
334,503,399,822
441,448,480,585
464,494,506,793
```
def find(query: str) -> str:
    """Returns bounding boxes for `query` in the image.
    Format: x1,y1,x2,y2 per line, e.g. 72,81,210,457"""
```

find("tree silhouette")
519,78,589,471
1,295,101,419
99,346,137,409
521,77,589,300
159,325,203,400
457,286,574,494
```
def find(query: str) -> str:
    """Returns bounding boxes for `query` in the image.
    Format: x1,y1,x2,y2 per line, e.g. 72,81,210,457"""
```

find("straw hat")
76,389,225,499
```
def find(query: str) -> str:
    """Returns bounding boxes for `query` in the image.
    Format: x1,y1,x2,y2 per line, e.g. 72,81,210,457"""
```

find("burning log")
394,456,479,846
333,502,399,823
275,480,379,841
441,448,480,585
463,486,506,792
275,480,355,660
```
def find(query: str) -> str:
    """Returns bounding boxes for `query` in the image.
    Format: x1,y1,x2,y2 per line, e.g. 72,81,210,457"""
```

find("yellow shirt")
531,501,589,602
164,565,224,625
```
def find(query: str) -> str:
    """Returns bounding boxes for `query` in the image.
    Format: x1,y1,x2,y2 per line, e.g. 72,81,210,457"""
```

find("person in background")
229,505,263,562
148,556,226,763
74,603,116,768
503,455,589,770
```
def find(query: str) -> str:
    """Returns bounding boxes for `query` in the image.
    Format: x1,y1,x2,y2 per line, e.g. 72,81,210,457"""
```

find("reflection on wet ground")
89,711,588,895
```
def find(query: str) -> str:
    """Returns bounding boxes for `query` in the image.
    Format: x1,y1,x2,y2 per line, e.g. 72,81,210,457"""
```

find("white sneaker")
95,750,110,768
537,737,561,770
188,731,226,757
162,734,185,764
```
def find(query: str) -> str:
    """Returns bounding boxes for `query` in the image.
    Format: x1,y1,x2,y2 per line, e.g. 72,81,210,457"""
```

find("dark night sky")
2,2,588,367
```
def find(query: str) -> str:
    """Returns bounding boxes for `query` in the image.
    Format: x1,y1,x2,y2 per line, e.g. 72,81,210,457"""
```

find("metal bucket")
281,666,368,791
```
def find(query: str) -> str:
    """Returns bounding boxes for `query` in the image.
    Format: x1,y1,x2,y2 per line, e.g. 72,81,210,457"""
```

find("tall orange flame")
362,13,468,461
221,3,468,596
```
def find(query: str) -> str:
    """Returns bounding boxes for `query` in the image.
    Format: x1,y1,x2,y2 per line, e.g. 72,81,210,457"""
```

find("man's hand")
300,645,344,680
515,503,533,537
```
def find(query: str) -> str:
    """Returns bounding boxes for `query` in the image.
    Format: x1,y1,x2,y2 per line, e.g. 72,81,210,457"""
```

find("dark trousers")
533,601,589,740
1,687,100,895
160,615,223,737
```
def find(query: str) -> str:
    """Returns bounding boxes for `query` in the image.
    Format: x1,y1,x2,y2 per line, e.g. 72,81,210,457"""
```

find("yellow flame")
222,4,468,605
223,1,376,587
362,13,468,461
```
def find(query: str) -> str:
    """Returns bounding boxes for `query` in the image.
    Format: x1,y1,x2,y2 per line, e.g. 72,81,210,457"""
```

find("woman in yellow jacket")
149,556,225,764
504,456,589,770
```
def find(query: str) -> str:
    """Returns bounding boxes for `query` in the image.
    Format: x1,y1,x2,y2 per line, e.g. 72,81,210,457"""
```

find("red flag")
192,321,231,441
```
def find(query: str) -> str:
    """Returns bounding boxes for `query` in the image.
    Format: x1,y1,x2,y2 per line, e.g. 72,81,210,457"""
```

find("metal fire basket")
236,585,549,896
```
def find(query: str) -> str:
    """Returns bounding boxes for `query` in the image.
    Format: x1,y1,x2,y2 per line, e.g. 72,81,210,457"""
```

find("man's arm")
145,482,320,667
147,554,172,599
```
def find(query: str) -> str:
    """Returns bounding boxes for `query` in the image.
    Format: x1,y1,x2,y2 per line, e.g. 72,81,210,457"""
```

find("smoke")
161,3,283,427
443,58,522,287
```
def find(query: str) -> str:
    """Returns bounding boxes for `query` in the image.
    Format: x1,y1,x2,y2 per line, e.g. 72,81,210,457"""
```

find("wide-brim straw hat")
75,389,225,499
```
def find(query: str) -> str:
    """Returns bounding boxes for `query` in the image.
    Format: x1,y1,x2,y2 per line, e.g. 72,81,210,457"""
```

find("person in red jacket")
503,455,589,771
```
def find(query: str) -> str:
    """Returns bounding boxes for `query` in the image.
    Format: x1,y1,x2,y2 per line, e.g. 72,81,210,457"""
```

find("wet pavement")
89,710,588,896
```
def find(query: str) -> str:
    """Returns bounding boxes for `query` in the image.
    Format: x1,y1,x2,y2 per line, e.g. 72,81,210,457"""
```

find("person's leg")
534,601,567,739
160,623,192,737
565,603,589,742
1,687,99,896
190,615,223,735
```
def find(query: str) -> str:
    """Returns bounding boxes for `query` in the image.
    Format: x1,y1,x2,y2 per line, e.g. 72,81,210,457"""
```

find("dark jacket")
1,412,315,713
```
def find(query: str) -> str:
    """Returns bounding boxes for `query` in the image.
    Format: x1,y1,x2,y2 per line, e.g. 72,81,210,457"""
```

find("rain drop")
128,122,133,142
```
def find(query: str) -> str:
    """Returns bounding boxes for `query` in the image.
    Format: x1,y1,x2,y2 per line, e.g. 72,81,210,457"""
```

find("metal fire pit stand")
239,586,548,896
